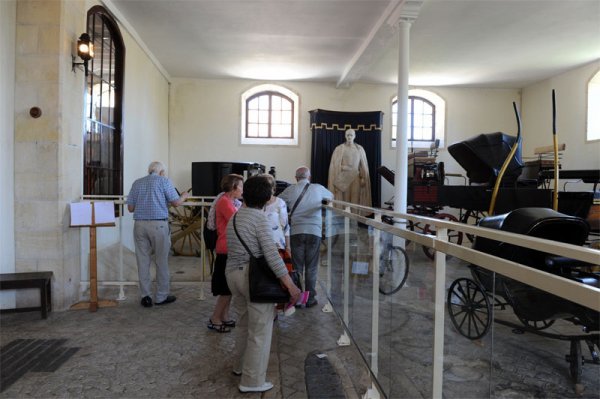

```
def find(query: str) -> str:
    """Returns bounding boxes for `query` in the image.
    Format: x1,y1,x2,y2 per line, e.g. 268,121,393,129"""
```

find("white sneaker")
239,382,274,393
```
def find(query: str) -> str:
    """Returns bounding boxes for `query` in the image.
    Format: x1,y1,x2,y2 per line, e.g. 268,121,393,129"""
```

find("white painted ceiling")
108,0,600,88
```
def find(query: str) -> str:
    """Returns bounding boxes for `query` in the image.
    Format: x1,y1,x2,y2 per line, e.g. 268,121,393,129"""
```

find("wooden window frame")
241,84,299,146
391,89,445,149
245,91,294,139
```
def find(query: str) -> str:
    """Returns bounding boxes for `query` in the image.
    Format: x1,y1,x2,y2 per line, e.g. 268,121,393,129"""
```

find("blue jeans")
290,234,321,302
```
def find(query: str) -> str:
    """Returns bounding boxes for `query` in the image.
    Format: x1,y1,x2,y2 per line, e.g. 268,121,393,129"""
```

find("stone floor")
1,241,599,399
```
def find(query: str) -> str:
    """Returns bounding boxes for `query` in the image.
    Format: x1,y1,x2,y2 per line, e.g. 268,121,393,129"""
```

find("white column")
393,19,413,216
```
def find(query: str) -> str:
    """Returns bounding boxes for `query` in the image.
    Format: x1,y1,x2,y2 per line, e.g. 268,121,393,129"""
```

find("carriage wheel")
447,278,492,340
422,213,464,260
460,210,487,243
567,340,583,385
169,205,203,257
515,316,555,331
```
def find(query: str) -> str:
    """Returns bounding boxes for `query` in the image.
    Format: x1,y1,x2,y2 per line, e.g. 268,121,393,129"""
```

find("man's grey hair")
295,166,311,179
148,161,166,175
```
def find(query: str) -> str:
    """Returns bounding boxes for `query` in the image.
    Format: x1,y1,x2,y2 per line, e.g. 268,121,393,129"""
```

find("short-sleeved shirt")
126,173,180,220
215,194,239,254
264,197,289,249
207,192,242,231
278,179,333,237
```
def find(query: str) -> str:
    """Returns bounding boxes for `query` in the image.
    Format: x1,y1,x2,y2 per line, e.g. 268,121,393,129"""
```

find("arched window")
587,69,600,142
83,6,125,195
391,89,445,148
241,84,299,146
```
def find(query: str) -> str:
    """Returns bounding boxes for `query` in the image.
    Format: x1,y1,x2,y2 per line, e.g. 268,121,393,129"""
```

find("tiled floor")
1,243,598,398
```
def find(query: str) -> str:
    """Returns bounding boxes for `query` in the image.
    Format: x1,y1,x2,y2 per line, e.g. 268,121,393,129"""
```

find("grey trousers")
133,220,171,302
226,265,274,388
290,233,321,302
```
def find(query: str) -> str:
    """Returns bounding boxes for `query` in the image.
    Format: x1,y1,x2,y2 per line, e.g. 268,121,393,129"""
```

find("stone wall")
14,0,85,310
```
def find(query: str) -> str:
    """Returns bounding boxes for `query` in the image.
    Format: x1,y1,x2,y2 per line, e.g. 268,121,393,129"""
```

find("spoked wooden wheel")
422,213,463,260
169,205,203,256
516,316,555,331
447,278,492,340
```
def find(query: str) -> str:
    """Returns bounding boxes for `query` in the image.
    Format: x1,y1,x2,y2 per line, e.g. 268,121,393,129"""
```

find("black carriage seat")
473,208,598,326
448,132,524,187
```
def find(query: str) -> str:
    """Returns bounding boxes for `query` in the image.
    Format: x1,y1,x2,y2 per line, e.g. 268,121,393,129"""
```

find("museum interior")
1,1,599,398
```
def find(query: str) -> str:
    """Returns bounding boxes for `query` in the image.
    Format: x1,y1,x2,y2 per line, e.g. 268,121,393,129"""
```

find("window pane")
271,95,281,110
282,110,292,124
413,100,423,115
414,113,423,129
588,72,600,141
423,114,433,128
413,127,424,140
258,124,269,137
248,123,259,137
281,98,292,111
259,110,269,123
258,95,269,109
248,97,259,110
272,111,281,124
272,124,292,138
248,109,258,123
423,102,433,116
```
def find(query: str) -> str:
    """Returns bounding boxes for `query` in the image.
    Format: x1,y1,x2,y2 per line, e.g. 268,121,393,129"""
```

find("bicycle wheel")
379,246,409,295
422,213,463,260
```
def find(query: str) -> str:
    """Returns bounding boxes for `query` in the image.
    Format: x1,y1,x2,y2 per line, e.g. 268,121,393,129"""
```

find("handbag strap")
289,183,310,219
232,213,254,257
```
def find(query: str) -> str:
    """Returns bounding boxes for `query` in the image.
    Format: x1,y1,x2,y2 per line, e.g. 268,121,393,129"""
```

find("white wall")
169,78,520,205
522,61,600,176
0,0,16,307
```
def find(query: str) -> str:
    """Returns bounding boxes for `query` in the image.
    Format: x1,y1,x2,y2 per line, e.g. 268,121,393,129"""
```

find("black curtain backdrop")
309,109,382,208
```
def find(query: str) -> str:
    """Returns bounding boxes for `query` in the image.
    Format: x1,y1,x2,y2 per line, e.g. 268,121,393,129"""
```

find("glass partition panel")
488,272,600,398
380,235,436,398
443,257,494,398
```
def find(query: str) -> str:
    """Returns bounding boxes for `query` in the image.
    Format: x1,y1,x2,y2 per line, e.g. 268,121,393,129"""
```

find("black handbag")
233,214,291,303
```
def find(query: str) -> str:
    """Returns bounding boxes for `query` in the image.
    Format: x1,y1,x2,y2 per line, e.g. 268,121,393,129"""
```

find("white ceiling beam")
336,0,423,88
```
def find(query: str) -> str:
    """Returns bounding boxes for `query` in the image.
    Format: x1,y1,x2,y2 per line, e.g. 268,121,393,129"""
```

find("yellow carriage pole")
488,102,522,215
552,89,559,211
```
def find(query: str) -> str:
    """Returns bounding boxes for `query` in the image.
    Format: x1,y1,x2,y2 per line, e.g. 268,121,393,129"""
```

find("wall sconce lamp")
71,33,94,76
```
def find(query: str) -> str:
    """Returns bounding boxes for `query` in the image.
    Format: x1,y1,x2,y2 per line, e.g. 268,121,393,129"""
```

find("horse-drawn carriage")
380,99,599,390
379,133,598,258
446,207,599,389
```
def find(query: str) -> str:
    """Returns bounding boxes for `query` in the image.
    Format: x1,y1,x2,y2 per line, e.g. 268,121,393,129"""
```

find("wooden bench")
0,272,53,319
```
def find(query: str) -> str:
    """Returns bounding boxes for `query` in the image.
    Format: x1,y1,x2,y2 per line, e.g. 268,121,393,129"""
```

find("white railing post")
371,213,381,377
117,199,126,300
323,205,334,313
432,227,447,399
338,206,351,346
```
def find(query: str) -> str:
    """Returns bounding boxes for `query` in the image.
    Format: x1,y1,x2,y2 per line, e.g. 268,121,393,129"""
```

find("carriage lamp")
71,33,94,76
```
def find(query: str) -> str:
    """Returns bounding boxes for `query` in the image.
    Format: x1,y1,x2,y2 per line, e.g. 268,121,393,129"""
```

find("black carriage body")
448,132,524,186
191,161,265,196
471,208,598,328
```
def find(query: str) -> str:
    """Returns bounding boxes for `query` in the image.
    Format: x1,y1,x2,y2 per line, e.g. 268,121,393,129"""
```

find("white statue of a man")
328,129,372,208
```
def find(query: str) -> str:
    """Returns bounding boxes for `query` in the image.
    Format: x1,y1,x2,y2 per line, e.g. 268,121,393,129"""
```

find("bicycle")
378,229,409,295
